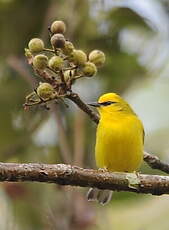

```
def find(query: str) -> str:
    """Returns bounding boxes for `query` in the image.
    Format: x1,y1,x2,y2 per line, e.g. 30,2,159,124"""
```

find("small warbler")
87,93,144,205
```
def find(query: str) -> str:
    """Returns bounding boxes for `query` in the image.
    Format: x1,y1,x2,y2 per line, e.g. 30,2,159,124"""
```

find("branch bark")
0,162,169,195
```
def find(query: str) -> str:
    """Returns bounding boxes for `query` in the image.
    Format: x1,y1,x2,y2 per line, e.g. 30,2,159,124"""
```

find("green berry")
70,49,87,66
28,38,44,53
62,41,74,55
89,50,105,67
50,20,66,34
37,82,54,100
33,54,48,70
50,33,66,49
82,62,97,77
48,56,63,71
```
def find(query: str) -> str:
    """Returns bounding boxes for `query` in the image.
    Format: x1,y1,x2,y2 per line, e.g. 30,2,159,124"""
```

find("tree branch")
0,162,169,195
144,151,169,174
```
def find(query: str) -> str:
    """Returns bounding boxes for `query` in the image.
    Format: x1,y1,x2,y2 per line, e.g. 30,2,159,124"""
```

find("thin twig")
43,48,56,54
64,66,77,71
46,66,59,75
144,151,169,174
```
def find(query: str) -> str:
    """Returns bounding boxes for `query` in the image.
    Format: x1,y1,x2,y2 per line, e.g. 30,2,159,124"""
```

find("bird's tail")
87,188,113,205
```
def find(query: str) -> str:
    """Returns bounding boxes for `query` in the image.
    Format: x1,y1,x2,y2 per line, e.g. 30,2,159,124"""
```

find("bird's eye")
100,101,116,106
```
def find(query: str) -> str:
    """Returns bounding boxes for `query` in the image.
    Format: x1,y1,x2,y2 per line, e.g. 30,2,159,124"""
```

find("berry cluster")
24,20,105,108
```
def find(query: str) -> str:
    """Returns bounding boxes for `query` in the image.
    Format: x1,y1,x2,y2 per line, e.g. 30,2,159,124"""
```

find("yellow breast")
95,114,143,172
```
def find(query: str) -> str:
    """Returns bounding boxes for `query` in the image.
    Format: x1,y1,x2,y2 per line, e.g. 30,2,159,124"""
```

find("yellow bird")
87,93,144,205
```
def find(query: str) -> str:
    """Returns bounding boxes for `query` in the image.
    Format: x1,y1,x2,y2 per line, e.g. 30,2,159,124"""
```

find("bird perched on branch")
87,93,144,205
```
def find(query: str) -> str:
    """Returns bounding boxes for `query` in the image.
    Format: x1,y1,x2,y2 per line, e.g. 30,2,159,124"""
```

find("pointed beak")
88,102,101,107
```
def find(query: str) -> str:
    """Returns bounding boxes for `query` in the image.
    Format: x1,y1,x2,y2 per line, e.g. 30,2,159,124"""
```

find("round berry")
28,38,44,53
62,41,74,55
50,33,66,49
48,56,63,71
50,20,66,34
37,82,54,100
70,49,87,66
89,50,105,67
33,54,48,70
82,62,97,77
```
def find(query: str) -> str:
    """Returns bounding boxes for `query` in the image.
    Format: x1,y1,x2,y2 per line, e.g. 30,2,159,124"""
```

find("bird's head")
88,93,135,116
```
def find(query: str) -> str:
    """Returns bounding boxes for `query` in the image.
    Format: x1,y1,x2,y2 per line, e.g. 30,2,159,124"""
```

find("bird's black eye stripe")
100,101,116,106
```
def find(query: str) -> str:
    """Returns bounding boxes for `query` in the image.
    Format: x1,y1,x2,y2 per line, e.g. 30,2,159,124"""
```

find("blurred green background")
1,0,169,229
